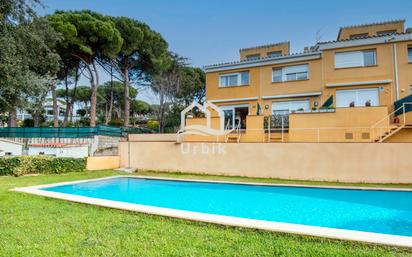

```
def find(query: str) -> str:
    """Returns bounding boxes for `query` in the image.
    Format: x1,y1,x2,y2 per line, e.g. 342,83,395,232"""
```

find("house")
0,139,23,156
185,19,412,143
16,100,81,123
28,143,89,158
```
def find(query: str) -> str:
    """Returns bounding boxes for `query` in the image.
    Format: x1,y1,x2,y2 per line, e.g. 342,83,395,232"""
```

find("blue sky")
40,0,412,103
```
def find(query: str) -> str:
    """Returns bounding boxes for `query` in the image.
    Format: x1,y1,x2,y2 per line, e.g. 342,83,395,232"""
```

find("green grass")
1,170,412,257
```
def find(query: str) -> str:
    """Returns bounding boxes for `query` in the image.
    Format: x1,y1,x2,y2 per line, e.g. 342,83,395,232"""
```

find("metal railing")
265,115,286,142
225,120,241,143
370,102,412,142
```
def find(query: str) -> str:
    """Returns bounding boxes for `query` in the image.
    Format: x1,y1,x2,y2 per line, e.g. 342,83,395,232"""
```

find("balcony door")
220,105,249,130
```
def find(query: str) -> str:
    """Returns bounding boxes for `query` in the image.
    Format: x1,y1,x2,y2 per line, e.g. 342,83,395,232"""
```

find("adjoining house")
28,143,89,158
0,139,23,156
183,19,412,143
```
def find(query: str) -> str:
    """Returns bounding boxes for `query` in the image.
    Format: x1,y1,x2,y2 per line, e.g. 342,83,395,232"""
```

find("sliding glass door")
220,105,249,130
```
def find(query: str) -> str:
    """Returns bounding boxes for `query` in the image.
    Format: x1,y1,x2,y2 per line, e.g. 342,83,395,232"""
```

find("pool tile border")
11,175,412,248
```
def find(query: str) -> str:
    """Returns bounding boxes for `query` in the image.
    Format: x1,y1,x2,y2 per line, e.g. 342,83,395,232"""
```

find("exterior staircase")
371,100,412,142
225,132,241,143
267,132,283,142
374,124,404,142
224,120,241,143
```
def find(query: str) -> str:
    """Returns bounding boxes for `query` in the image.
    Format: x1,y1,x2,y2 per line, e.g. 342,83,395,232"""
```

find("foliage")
0,170,411,256
0,0,40,23
48,10,123,126
150,52,206,132
146,120,159,130
108,118,124,127
0,17,61,122
96,81,137,117
176,67,206,105
0,156,86,176
130,99,151,116
101,16,168,126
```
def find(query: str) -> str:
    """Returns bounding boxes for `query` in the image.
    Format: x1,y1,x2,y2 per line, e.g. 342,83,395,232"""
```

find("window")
272,100,310,114
335,50,376,68
336,88,379,108
272,64,308,82
377,30,397,36
349,33,369,39
245,54,260,60
219,72,249,87
409,86,412,95
267,51,282,58
408,47,412,62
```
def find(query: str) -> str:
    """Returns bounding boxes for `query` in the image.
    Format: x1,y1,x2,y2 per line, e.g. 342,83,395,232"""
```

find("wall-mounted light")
314,101,318,107
265,105,269,109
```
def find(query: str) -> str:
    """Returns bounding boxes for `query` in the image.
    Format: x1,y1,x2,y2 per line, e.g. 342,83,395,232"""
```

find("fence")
0,125,122,138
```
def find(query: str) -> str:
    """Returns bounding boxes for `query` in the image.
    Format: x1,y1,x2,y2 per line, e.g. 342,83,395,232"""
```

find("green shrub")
147,120,159,130
0,156,86,176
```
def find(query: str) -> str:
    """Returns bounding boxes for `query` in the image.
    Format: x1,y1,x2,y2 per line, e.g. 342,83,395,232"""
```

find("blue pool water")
43,177,412,236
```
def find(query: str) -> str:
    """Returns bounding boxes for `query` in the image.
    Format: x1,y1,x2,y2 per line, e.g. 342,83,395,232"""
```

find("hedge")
0,156,86,176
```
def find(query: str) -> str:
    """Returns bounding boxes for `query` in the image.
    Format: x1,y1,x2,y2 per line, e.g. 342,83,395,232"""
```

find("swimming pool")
13,176,412,247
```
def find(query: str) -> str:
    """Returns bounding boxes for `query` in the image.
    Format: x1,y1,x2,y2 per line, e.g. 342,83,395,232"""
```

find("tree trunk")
105,67,114,125
63,71,70,126
70,67,79,123
158,89,165,133
51,84,59,128
89,61,98,127
8,108,17,127
123,62,130,127
33,110,41,127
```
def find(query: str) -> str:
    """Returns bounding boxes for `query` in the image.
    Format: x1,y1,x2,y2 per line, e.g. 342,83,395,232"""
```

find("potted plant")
365,100,371,107
349,101,355,107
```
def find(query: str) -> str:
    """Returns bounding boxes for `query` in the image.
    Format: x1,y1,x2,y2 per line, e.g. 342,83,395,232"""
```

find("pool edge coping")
10,175,412,249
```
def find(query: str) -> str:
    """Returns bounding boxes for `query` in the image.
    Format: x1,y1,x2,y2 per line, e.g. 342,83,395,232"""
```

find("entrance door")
220,105,249,130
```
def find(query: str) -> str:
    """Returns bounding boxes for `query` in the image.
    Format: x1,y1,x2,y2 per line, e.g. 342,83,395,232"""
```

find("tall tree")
99,17,167,127
176,67,206,105
96,81,137,121
150,52,186,132
0,15,60,127
48,10,123,127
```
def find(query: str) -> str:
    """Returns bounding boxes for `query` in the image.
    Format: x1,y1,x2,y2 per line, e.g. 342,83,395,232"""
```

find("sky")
39,0,412,103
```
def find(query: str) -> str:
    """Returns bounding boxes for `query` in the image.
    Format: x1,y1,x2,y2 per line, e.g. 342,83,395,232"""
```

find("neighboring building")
28,143,89,158
17,100,66,122
186,19,412,143
16,100,80,123
0,139,23,156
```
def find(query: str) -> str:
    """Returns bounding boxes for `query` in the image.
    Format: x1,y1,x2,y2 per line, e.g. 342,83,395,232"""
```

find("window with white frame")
272,100,310,114
408,47,412,62
336,88,379,108
219,72,249,87
272,64,308,82
335,49,376,68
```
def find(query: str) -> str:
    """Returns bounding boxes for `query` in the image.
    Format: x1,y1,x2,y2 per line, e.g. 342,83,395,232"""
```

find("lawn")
1,170,412,257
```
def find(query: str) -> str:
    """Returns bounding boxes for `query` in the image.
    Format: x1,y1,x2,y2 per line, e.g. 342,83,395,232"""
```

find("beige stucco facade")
337,20,404,40
201,20,412,143
240,42,290,60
